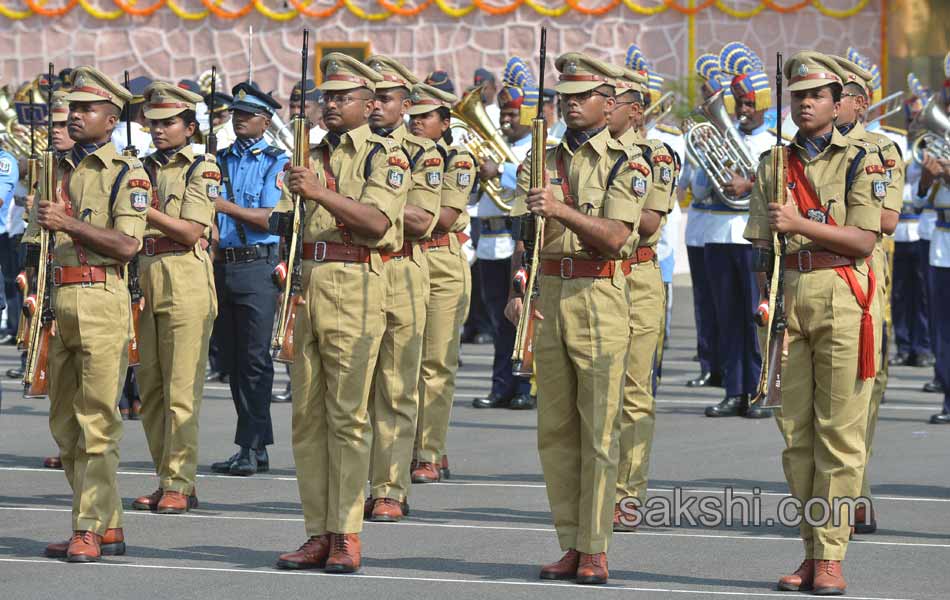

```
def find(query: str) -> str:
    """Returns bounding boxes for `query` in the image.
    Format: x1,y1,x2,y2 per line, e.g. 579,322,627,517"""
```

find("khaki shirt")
512,127,648,260
390,125,442,240
846,121,905,215
744,128,885,256
143,146,218,239
25,143,148,266
436,139,475,234
612,128,675,248
275,123,409,254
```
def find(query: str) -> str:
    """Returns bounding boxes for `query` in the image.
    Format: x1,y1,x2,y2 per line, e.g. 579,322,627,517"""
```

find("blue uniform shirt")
216,138,288,248
0,149,19,233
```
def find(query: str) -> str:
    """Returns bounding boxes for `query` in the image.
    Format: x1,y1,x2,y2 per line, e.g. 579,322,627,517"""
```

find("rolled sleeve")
845,152,884,233
112,166,149,243
442,153,476,213
179,160,218,227
361,145,408,228
603,158,646,226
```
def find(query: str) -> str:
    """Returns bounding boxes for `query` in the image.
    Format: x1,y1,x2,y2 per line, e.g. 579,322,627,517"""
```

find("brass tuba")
451,85,519,212
682,88,756,210
910,95,950,163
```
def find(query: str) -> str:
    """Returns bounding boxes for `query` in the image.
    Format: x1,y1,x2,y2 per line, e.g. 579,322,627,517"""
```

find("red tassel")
858,309,875,380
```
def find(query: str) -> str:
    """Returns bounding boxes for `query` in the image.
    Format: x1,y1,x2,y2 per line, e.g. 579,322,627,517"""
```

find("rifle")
22,63,57,399
511,27,547,377
16,89,42,353
123,71,143,367
750,52,786,408
207,66,218,156
271,29,309,363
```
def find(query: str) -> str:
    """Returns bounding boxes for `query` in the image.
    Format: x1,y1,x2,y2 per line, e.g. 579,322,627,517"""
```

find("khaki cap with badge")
142,81,203,120
554,52,624,95
826,56,874,97
319,52,383,92
615,67,648,97
783,51,844,92
50,89,70,123
66,66,132,110
407,83,457,116
365,56,419,91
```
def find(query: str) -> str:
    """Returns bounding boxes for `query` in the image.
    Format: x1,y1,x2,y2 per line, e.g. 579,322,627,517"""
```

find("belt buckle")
52,266,63,286
144,238,156,257
224,247,237,263
559,257,574,279
312,241,327,262
797,250,813,273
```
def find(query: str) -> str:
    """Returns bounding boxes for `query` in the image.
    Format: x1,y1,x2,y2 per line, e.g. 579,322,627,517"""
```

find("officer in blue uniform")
209,82,289,476
0,148,18,347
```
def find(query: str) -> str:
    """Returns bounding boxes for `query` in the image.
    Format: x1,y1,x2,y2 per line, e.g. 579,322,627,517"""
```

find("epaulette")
847,138,879,154
767,127,794,142
404,132,435,152
880,124,907,136
656,123,682,136
865,131,896,151
758,147,774,161
262,146,285,158
368,133,400,152
113,154,143,170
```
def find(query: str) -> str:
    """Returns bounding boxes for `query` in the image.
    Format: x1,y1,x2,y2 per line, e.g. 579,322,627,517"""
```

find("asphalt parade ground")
0,283,947,600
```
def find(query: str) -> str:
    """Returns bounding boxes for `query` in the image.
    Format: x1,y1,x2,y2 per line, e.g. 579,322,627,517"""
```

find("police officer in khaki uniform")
828,55,905,536
506,53,650,585
272,53,408,574
409,83,477,487
130,82,218,515
28,66,149,562
361,55,441,522
744,51,886,595
606,67,676,531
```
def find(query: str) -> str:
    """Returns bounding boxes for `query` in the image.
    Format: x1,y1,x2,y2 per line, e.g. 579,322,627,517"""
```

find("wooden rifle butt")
24,324,52,399
512,311,536,377
274,294,304,364
128,298,143,367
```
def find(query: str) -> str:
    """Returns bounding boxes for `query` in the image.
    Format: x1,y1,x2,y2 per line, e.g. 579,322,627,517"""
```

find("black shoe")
687,371,722,388
211,451,241,474
744,404,773,419
923,379,944,394
6,367,23,379
472,392,511,409
205,370,222,383
229,447,270,476
888,352,912,366
929,411,950,425
272,384,292,403
705,395,748,417
913,352,936,368
509,393,536,410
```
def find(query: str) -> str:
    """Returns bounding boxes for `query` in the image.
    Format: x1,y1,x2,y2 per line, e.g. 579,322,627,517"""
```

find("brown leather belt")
421,231,470,250
783,250,854,272
379,241,415,261
633,246,656,263
140,236,190,257
52,265,115,286
540,257,637,279
302,241,377,264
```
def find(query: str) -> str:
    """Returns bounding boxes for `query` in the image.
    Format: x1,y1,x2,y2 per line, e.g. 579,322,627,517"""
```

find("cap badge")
236,89,247,100
565,61,578,75
327,61,339,75
797,63,809,77
73,74,86,88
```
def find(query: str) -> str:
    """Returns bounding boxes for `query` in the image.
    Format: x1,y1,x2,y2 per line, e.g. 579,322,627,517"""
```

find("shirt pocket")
243,190,261,209
578,186,606,217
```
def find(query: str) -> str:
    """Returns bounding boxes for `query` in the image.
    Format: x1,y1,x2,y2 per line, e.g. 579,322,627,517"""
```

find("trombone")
866,90,904,127
643,90,675,131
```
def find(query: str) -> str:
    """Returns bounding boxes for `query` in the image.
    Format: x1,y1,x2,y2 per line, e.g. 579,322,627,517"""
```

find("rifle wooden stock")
23,153,55,397
24,323,51,399
128,297,143,367
274,293,305,364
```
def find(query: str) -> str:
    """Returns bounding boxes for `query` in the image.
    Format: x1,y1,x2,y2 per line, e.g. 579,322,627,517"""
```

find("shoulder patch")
872,180,887,199
865,164,886,175
0,157,12,175
426,171,442,186
424,157,442,168
388,155,409,170
206,183,220,199
128,178,150,190
628,161,650,177
632,176,648,197
202,170,221,181
130,190,149,212
263,146,285,158
387,168,405,189
455,160,473,169
652,154,672,165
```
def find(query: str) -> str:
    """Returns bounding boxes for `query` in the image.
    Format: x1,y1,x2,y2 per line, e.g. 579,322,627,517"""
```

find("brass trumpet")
911,95,950,164
451,85,519,213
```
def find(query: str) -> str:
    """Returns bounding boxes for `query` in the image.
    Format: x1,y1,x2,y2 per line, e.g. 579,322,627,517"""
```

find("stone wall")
1,2,882,103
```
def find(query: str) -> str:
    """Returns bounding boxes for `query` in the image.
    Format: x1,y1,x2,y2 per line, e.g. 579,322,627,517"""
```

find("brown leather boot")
43,456,62,469
854,505,877,534
370,498,404,523
132,488,163,511
777,559,815,591
66,531,102,563
325,533,361,573
275,534,331,570
613,502,639,532
411,461,440,484
576,552,608,585
47,528,125,558
812,560,846,595
539,549,579,580
157,490,199,514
